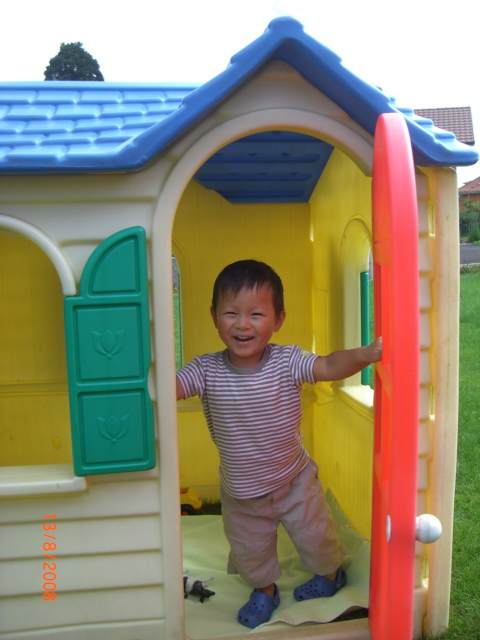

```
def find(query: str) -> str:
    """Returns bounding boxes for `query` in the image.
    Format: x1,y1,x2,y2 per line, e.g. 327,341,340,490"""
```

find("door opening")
172,130,375,638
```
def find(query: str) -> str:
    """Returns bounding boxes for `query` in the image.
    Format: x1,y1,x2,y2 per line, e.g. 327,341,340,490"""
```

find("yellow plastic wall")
0,232,72,465
309,148,374,537
172,181,314,498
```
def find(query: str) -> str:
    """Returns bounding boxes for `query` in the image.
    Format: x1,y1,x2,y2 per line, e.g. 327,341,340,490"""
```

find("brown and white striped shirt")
176,344,318,499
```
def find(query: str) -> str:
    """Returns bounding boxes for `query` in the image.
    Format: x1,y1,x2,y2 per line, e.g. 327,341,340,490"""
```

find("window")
340,218,374,400
0,231,71,466
360,258,374,388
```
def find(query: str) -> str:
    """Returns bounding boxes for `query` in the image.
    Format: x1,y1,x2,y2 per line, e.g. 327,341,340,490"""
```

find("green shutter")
360,270,371,386
64,227,155,476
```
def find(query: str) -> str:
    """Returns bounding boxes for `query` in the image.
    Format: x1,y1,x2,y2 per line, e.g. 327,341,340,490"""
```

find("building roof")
0,17,478,175
414,107,475,145
459,176,480,195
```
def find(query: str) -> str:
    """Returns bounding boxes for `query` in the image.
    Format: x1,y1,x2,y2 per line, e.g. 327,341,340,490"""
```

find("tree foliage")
44,42,104,81
459,199,480,240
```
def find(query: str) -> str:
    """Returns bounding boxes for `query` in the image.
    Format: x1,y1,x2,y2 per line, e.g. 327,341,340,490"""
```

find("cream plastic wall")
0,168,176,640
418,167,460,637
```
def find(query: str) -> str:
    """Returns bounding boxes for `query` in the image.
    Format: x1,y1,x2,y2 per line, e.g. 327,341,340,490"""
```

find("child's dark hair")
211,260,284,316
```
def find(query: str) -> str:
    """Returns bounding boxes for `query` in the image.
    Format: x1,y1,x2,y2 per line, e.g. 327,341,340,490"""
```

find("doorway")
169,129,374,637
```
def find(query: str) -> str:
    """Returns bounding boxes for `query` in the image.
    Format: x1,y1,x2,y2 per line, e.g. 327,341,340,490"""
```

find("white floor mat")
182,500,370,637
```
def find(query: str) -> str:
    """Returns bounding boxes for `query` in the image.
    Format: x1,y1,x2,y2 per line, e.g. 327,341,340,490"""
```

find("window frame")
339,218,374,406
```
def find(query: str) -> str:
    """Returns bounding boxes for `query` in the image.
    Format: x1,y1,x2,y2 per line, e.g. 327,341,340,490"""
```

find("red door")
369,113,419,640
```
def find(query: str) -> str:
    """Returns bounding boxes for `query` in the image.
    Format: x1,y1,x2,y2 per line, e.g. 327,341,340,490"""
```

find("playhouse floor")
181,496,370,638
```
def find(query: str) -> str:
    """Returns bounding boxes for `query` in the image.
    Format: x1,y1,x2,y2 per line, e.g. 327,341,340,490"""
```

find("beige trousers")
221,460,344,588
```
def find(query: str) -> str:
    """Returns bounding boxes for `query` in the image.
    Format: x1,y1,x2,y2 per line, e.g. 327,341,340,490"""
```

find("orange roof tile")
459,176,480,194
414,107,475,145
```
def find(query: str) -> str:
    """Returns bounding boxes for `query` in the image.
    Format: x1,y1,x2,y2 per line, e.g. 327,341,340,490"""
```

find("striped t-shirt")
176,344,318,499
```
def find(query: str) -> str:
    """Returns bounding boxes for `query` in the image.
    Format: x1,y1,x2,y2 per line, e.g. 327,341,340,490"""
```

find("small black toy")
183,576,215,602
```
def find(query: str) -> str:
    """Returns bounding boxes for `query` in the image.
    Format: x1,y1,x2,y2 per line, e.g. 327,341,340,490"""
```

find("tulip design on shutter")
92,329,125,359
97,414,129,444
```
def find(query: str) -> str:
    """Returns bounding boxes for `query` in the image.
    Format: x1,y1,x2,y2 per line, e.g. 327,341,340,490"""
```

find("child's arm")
176,376,185,400
313,337,382,382
176,359,204,401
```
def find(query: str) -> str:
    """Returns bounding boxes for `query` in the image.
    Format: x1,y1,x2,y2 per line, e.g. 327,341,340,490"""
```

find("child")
176,260,382,628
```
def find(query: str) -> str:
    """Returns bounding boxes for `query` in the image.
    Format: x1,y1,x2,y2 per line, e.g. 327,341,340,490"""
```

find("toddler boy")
176,260,381,628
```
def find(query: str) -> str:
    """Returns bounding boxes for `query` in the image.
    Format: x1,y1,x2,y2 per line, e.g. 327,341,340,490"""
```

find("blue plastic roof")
0,16,477,178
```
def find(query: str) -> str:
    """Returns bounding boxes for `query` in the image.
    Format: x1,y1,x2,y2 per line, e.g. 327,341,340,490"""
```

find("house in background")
414,106,475,147
459,175,480,209
414,107,478,220
0,16,478,640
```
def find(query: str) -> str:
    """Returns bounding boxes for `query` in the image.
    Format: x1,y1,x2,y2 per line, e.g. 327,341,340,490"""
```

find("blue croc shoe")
293,567,347,601
238,585,280,628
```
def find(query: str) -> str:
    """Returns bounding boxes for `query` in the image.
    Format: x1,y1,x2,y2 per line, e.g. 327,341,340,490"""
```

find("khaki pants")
221,460,344,588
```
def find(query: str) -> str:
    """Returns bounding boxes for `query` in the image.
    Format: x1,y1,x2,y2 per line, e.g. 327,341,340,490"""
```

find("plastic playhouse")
0,17,477,640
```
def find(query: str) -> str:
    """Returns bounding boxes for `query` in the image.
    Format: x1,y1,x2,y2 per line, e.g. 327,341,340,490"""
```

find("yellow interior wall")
173,181,313,498
0,232,72,466
309,148,374,538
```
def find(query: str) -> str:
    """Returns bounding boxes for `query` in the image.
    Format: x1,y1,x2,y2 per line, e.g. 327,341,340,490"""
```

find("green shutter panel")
64,227,155,476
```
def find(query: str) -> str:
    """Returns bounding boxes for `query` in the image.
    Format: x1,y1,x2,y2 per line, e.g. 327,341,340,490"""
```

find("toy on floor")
180,487,203,515
183,576,216,602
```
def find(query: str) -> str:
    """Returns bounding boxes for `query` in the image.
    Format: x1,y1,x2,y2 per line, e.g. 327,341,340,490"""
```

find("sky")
1,0,478,185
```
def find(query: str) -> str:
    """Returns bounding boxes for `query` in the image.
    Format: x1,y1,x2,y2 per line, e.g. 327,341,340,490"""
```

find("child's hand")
363,337,382,364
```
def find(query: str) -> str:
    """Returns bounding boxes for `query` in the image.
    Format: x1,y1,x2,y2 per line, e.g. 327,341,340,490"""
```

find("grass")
427,271,480,639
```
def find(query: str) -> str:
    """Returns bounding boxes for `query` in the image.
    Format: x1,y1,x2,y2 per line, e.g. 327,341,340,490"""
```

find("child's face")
211,285,285,368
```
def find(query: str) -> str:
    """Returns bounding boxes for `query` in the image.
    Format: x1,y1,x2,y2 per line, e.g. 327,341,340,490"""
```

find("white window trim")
340,385,374,419
0,465,86,496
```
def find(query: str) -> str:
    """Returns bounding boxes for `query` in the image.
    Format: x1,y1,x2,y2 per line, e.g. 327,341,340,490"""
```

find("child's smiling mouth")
234,336,254,342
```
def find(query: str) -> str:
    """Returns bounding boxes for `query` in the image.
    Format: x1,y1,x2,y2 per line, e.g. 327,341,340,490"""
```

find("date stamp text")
41,514,57,601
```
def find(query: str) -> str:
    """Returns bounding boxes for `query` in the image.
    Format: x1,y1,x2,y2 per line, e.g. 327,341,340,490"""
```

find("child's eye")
252,312,264,317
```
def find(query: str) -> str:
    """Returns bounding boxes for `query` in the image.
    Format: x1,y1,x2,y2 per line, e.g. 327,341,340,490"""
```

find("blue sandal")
238,585,280,628
293,567,347,601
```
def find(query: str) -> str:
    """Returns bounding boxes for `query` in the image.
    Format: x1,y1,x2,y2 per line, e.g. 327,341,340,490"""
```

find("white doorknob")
415,514,442,543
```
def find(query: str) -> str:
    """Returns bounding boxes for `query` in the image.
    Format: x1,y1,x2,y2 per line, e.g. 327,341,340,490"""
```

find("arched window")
0,231,71,466
340,219,374,397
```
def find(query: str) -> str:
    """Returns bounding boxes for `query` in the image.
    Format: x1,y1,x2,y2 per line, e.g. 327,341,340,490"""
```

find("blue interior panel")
194,132,333,202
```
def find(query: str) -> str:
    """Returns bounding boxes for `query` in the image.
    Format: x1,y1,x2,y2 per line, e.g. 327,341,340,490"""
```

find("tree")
459,200,480,240
44,42,104,81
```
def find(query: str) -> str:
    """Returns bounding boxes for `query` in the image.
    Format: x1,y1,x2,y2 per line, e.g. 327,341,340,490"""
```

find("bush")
460,264,480,273
460,201,480,239
467,224,480,243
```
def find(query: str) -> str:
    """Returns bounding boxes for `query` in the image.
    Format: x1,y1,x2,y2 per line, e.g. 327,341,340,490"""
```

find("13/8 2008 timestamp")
41,514,58,601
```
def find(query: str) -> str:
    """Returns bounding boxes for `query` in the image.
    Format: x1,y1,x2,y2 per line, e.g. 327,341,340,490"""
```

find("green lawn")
429,271,480,639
